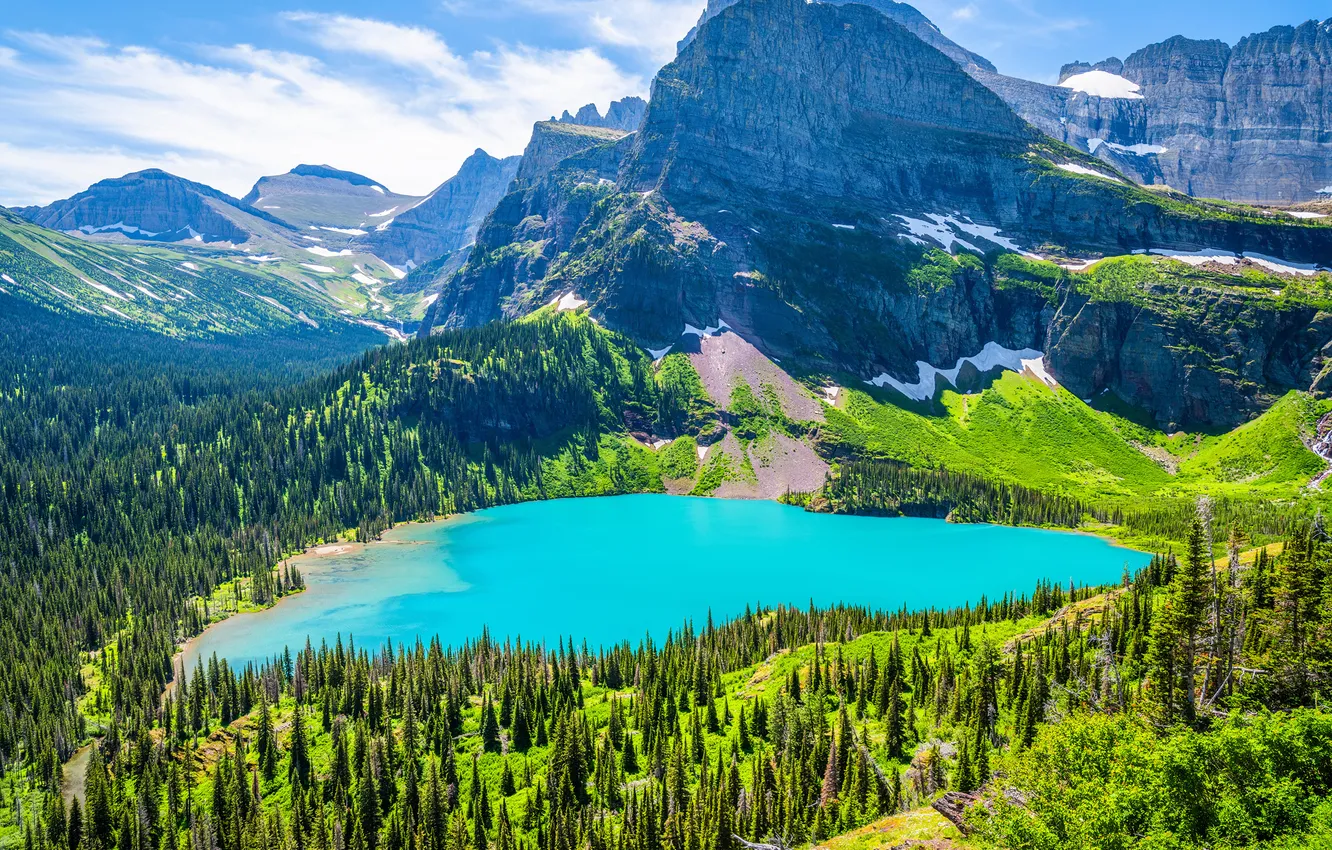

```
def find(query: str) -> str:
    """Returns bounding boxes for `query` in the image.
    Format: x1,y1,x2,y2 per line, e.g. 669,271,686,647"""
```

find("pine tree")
481,695,501,753
290,705,312,786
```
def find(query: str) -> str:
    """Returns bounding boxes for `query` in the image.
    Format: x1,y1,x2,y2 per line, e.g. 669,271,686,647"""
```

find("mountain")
553,96,649,132
18,168,291,245
0,205,397,340
356,149,521,269
242,164,425,231
677,0,996,72
978,18,1332,203
426,0,1332,431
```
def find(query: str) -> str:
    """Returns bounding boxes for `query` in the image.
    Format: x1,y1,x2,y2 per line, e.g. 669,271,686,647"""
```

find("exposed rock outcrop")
242,165,423,231
677,0,996,73
983,18,1332,203
426,0,1332,430
359,149,520,268
20,169,289,244
554,97,648,133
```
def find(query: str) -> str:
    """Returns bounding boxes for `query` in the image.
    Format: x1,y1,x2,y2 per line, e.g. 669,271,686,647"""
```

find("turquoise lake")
185,495,1150,668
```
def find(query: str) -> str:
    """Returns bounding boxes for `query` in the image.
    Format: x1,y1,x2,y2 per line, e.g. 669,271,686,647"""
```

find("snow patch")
1060,70,1143,99
696,445,708,461
1056,163,1124,183
386,264,407,280
351,271,379,287
821,386,841,406
651,439,669,450
1287,211,1328,220
832,224,856,230
420,293,439,308
179,262,199,271
375,219,395,232
892,213,1038,258
647,345,673,359
865,341,1054,400
133,284,163,302
1145,248,1239,267
78,221,161,237
1060,257,1105,272
305,246,353,258
556,292,588,312
100,303,132,320
318,226,368,236
371,185,386,194
1317,186,1332,195
1090,139,1168,156
85,279,130,301
368,207,398,217
1,274,15,286
682,320,730,337
1246,253,1323,277
1107,142,1168,156
301,263,336,273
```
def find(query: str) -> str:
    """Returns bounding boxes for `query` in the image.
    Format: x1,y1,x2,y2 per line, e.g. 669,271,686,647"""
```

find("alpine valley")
3,3,1332,850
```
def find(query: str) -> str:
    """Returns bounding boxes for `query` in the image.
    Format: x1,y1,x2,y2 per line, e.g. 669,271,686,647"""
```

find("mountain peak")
552,96,647,133
677,0,995,73
287,164,386,190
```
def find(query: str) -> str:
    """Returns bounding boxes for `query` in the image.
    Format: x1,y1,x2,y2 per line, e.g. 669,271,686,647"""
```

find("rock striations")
358,150,521,269
424,0,1332,430
982,18,1332,203
20,169,290,244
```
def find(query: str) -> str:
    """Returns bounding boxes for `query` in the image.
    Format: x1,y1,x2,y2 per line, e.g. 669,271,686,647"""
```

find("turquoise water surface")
185,495,1149,668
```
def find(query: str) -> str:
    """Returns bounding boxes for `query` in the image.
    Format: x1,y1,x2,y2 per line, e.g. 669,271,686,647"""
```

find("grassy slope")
0,209,410,339
821,371,1330,506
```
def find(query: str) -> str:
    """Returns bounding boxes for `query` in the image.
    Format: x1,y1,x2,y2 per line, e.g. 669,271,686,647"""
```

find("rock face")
358,150,520,269
20,169,288,244
1045,285,1332,431
242,165,424,231
511,123,629,192
427,0,1332,430
677,0,996,73
984,18,1332,203
554,97,648,132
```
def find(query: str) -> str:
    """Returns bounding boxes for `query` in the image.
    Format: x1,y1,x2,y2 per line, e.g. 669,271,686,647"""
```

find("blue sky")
1,0,1326,206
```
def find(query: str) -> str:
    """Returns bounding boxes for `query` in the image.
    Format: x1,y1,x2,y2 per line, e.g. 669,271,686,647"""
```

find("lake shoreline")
166,515,462,691
168,494,1151,679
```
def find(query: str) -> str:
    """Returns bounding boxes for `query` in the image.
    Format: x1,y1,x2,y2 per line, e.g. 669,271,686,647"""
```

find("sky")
0,0,1327,207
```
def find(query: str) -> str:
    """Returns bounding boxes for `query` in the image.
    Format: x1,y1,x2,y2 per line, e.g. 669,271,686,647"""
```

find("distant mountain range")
2,1,1330,423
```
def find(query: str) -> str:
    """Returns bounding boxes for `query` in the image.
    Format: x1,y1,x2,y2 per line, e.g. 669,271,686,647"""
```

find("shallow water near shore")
184,495,1149,668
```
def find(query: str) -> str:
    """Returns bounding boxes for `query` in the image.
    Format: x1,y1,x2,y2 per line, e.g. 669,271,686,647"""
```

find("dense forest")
4,294,1332,850
7,514,1332,850
0,297,691,799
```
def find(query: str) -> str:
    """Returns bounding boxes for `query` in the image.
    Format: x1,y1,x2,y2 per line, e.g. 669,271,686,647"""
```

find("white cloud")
0,18,644,206
951,4,979,21
515,0,706,62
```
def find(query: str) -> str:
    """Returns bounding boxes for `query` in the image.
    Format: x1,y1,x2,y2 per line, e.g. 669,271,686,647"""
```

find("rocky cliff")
426,0,1332,430
554,97,648,133
20,169,289,244
677,0,995,73
358,150,520,269
983,18,1332,203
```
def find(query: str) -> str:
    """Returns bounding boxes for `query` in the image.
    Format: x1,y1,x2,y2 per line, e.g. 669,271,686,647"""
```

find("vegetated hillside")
6,516,1332,850
0,311,709,791
0,207,395,340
